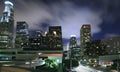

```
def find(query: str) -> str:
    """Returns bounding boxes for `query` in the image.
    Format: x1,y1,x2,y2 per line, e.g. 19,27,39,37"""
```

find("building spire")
0,0,14,48
1,0,13,22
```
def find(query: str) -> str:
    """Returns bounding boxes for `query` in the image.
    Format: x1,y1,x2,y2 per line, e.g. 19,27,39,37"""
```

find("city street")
1,66,31,72
74,65,103,72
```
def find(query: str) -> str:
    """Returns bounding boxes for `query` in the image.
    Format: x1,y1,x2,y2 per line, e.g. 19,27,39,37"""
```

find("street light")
38,53,42,55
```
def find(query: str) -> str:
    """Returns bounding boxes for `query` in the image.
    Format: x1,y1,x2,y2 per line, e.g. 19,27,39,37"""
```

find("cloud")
14,0,54,30
14,0,102,40
51,7,102,39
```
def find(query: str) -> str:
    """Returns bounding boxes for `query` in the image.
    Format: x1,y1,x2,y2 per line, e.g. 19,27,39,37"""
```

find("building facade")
47,26,62,49
80,24,91,58
101,36,120,55
24,26,63,50
86,40,107,58
0,1,14,48
15,21,29,49
69,35,77,48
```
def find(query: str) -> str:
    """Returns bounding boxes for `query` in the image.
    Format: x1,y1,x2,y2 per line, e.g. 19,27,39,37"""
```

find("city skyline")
0,0,120,46
0,1,120,72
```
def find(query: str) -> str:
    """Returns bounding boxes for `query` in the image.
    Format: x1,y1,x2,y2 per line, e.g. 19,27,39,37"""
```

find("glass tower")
69,35,77,48
0,1,14,48
15,21,29,49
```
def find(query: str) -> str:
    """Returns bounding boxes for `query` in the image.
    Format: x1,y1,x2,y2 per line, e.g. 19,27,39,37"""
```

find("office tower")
24,26,62,50
80,24,91,58
36,31,42,37
69,35,80,60
69,35,77,48
15,21,29,49
69,35,77,60
86,40,107,58
28,31,48,50
0,1,14,48
47,26,62,49
101,36,120,54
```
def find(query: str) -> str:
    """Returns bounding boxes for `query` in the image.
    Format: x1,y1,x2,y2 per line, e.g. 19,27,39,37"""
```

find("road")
1,66,31,72
74,65,103,72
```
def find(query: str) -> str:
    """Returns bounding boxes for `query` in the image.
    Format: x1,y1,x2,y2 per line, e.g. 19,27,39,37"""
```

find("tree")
45,59,58,69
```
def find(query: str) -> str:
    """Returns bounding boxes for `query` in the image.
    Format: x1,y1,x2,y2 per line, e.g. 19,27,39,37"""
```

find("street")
74,65,103,72
1,66,31,72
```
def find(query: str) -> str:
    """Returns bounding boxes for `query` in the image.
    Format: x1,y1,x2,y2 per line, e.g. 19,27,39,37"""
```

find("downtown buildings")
0,1,63,61
0,1,63,50
25,26,63,50
80,24,120,67
0,1,120,71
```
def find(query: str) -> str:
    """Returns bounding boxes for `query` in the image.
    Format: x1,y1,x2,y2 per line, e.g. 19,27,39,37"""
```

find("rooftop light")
4,1,13,6
70,35,76,37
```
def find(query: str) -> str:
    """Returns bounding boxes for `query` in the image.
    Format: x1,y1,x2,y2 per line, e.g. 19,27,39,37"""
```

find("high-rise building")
0,1,14,48
80,24,91,58
69,35,80,60
23,26,63,50
101,36,120,54
85,40,107,58
28,31,48,50
69,35,77,48
15,21,29,49
47,26,62,49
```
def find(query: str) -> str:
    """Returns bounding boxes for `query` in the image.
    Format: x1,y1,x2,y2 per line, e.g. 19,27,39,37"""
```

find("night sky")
0,0,120,46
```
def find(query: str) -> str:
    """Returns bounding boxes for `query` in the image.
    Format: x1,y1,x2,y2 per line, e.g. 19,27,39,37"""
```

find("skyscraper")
80,24,91,58
47,26,62,49
69,35,77,48
28,31,48,50
69,35,80,60
101,36,120,54
15,21,29,49
0,1,14,48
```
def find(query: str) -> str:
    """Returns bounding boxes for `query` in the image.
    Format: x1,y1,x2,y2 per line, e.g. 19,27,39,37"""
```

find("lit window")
53,31,57,35
83,26,86,28
45,32,47,35
96,46,99,48
21,43,23,45
38,43,40,45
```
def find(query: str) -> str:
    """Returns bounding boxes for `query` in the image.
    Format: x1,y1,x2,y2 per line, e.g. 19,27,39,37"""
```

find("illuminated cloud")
14,0,102,39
